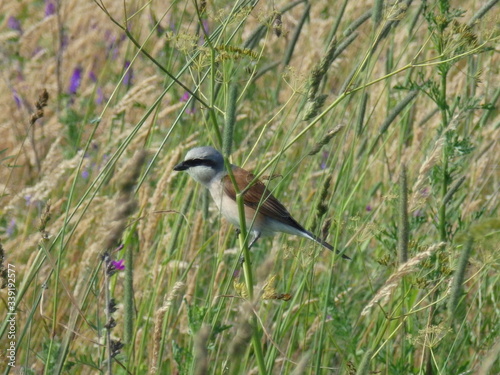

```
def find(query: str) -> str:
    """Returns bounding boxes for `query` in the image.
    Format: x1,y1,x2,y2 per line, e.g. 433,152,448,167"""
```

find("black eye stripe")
184,158,216,168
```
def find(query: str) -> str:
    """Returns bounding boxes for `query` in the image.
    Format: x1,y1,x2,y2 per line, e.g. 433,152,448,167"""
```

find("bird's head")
173,146,225,186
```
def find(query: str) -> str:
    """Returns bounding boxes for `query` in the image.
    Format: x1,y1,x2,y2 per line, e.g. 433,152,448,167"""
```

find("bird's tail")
303,231,351,260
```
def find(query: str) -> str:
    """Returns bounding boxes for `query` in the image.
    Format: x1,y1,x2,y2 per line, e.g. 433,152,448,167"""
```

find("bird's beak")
173,161,189,171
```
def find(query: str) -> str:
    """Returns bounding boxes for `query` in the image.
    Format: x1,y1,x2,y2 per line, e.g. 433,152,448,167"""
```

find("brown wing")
222,167,296,224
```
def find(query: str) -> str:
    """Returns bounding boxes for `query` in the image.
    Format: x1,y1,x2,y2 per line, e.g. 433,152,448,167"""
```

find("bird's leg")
238,232,260,266
248,232,261,249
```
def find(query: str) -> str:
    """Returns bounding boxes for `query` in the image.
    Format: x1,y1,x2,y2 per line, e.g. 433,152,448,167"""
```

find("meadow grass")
0,0,499,374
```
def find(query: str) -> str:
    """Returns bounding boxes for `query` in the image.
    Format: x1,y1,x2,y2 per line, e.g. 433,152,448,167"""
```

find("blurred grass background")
0,0,499,374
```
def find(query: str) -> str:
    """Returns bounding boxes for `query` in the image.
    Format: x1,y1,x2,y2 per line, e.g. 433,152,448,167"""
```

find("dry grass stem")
150,282,185,374
361,243,445,316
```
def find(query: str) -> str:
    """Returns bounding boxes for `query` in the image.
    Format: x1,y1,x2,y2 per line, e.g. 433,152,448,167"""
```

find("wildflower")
180,92,196,113
202,19,209,34
12,90,22,108
7,219,16,237
89,70,97,82
81,169,89,179
96,87,104,104
45,0,56,17
68,67,82,95
7,17,22,33
111,259,125,271
366,205,372,212
168,15,176,31
105,31,126,60
123,61,133,86
61,33,69,50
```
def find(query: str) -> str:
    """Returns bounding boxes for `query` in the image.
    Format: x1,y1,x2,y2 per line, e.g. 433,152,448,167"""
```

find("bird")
173,146,350,259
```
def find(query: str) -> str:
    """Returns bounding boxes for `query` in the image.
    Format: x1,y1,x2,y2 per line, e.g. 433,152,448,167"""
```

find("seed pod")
273,12,283,37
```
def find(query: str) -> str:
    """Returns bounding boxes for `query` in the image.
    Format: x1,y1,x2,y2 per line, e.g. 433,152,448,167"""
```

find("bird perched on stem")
174,146,350,259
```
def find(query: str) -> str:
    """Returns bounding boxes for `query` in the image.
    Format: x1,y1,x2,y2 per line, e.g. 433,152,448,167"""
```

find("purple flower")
45,0,56,17
96,87,104,104
111,259,125,271
366,205,372,212
104,31,126,60
185,106,196,115
68,67,82,94
81,169,89,179
60,33,69,50
7,219,16,237
89,70,97,82
202,20,209,34
180,92,195,114
24,195,32,206
12,90,22,108
123,61,133,86
7,16,22,33
167,14,176,31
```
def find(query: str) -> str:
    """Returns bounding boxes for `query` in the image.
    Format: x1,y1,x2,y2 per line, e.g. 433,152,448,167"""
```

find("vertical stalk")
103,255,113,375
234,189,266,375
235,194,255,299
44,241,58,375
314,266,336,372
398,164,409,264
439,66,449,243
123,244,134,347
448,237,473,321
223,83,238,157
427,14,450,374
